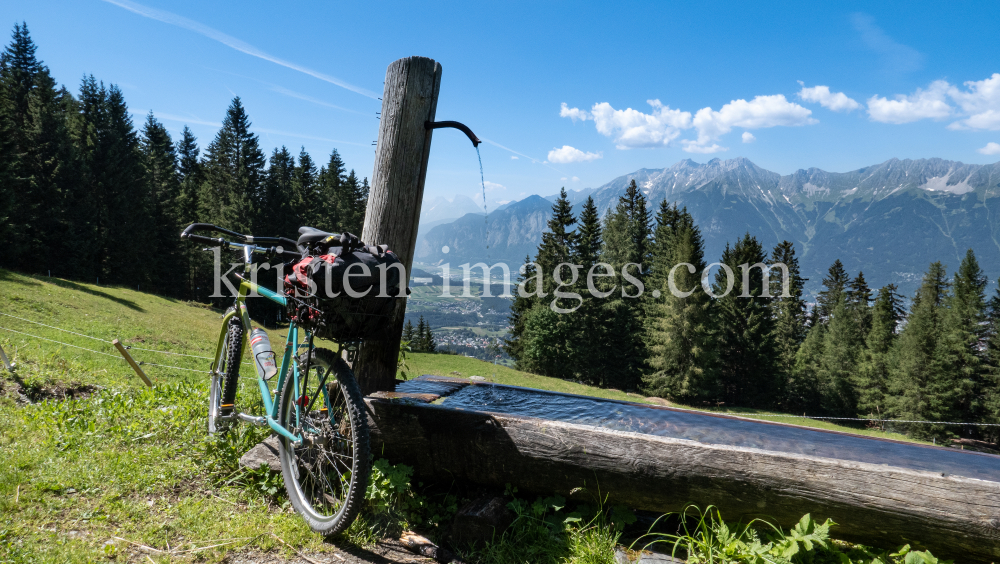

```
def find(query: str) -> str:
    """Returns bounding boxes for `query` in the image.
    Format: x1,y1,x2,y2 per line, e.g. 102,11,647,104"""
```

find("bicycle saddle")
297,226,335,248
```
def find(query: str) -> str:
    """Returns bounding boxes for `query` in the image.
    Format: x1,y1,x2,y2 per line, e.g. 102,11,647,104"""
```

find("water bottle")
248,328,277,380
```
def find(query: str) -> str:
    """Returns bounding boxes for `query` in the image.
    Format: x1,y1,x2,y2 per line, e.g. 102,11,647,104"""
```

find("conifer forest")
0,24,369,307
504,181,1000,442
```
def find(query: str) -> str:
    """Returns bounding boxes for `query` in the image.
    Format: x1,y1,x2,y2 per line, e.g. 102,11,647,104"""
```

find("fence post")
354,56,442,395
0,344,13,372
112,339,153,388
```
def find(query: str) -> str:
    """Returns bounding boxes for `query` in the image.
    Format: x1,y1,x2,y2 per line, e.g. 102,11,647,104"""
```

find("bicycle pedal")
220,403,235,414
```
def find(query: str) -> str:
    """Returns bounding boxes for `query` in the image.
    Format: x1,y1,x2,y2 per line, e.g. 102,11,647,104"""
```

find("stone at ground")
469,375,486,381
614,548,684,563
450,496,514,546
645,397,670,406
239,435,281,472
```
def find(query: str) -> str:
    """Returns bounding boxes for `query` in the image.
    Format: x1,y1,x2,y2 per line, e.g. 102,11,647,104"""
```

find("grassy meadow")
0,269,951,563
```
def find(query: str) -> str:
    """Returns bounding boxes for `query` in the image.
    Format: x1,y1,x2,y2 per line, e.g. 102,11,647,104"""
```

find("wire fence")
3,311,1000,429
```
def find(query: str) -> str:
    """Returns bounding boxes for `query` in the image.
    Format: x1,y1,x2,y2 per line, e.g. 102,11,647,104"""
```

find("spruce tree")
139,112,182,293
769,241,808,383
200,97,265,234
713,233,778,407
262,146,296,238
573,197,605,384
504,255,537,368
317,149,346,230
789,319,824,413
855,284,905,419
293,147,319,228
982,279,1000,442
520,188,579,380
425,323,436,353
816,259,849,322
402,319,415,344
816,295,863,415
597,179,652,390
847,271,874,340
341,169,367,235
415,316,428,352
886,262,953,439
536,187,579,295
941,249,987,426
644,207,717,401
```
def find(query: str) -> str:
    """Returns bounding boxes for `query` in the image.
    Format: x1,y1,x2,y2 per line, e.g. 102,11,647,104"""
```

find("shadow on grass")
0,270,146,312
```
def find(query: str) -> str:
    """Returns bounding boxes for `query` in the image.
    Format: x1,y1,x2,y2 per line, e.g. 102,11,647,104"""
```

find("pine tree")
855,284,905,419
886,262,954,439
714,233,778,407
769,241,808,383
644,207,717,401
816,259,849,322
576,196,602,269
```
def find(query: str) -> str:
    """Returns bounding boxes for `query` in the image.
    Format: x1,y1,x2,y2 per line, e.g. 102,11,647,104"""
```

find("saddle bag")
284,244,404,341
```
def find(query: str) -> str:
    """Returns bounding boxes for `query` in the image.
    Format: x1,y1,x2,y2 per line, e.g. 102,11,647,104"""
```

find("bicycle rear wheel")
277,347,370,535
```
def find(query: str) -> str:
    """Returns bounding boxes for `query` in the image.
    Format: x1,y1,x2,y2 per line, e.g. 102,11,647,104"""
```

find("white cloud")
547,145,603,163
588,100,692,149
562,94,813,153
560,177,567,181
979,142,1000,155
560,102,592,122
496,199,511,205
687,94,814,151
797,84,861,112
947,73,1000,130
572,176,580,182
742,132,756,143
483,181,506,192
510,155,519,160
102,0,378,99
867,80,951,123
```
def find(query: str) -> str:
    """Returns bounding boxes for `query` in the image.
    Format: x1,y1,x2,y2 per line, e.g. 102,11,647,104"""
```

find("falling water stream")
476,146,489,261
396,376,1000,482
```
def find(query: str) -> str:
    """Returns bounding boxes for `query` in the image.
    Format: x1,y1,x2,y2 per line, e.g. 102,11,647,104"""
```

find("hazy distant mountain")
419,194,483,224
415,195,553,267
416,157,1000,297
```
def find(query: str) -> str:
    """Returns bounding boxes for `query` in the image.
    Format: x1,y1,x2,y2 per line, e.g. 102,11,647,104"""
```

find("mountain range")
415,157,1000,298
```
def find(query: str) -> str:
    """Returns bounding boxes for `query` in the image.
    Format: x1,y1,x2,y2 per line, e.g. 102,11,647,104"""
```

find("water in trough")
396,375,1000,483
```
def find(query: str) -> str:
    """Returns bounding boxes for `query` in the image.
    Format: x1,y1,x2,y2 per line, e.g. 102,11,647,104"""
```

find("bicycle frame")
209,274,324,446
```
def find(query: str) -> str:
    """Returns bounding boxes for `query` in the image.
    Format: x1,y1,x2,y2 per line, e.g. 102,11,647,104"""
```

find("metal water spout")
425,120,481,147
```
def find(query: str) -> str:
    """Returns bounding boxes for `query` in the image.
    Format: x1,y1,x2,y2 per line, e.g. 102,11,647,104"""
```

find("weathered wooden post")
355,56,442,394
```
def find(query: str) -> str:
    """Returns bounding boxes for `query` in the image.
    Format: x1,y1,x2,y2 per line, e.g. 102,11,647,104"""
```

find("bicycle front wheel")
277,347,370,536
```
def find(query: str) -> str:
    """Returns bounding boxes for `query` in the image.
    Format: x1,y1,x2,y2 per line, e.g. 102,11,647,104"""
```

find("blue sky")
5,0,1000,206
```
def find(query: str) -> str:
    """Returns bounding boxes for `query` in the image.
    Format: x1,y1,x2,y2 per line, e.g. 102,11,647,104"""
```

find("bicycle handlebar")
180,223,301,259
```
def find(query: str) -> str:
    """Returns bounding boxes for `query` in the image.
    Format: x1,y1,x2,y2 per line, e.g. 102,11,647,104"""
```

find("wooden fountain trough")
364,376,1000,562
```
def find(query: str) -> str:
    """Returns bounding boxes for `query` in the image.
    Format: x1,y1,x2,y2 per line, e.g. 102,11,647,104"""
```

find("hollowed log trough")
364,377,1000,562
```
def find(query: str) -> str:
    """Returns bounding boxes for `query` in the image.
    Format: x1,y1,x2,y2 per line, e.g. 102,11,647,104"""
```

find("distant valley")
416,157,1000,298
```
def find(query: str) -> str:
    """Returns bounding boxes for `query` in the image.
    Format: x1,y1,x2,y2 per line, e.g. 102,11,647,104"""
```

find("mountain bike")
181,222,382,536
